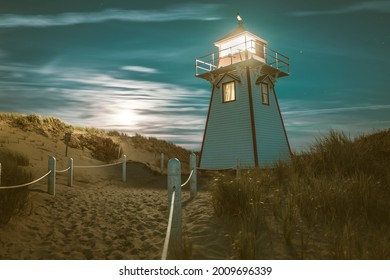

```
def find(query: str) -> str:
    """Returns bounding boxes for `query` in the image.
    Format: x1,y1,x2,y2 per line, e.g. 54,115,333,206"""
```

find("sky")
0,0,389,152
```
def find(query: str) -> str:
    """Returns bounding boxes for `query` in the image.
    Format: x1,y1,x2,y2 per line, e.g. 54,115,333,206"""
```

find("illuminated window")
222,81,236,103
261,83,269,105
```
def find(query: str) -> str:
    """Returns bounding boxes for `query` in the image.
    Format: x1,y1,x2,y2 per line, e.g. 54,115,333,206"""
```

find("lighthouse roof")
214,25,268,46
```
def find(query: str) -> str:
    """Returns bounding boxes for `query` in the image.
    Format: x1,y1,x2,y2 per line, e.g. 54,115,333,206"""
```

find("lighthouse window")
222,81,236,103
261,83,269,105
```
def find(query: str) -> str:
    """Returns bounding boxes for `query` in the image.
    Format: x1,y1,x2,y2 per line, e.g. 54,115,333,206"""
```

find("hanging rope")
181,169,194,188
0,170,52,190
73,161,122,169
56,166,71,173
161,191,176,260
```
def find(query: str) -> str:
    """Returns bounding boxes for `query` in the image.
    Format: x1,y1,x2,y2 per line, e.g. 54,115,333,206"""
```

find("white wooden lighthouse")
196,16,291,169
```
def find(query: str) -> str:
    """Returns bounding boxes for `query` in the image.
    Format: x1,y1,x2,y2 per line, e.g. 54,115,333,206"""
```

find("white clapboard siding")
250,72,291,166
200,72,256,168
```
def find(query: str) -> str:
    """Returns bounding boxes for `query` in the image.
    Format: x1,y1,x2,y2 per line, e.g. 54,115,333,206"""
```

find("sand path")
0,122,232,259
0,161,232,260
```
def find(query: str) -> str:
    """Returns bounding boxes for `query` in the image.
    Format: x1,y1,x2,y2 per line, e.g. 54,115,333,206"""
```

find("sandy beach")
4,116,387,260
0,119,232,260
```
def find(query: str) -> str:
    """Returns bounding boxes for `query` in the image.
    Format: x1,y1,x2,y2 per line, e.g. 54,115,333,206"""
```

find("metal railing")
195,40,289,76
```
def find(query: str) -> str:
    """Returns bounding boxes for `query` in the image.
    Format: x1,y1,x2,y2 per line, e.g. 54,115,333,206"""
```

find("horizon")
0,0,389,152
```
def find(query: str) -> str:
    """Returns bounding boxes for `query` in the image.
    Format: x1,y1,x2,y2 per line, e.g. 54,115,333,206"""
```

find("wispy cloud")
284,104,390,116
0,4,221,28
291,1,390,16
282,102,390,151
121,65,158,74
0,63,208,149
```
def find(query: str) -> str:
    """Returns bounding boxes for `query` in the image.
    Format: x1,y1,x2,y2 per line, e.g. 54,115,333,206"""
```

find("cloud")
284,104,390,116
121,66,158,74
0,4,221,28
291,1,390,16
281,102,390,151
284,105,390,116
0,62,208,149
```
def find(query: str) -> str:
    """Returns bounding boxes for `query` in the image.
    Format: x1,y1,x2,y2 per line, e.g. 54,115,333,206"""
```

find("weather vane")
237,12,243,27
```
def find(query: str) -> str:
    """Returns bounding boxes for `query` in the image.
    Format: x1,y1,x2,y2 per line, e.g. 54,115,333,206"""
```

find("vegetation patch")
131,133,191,166
211,129,390,259
0,148,32,227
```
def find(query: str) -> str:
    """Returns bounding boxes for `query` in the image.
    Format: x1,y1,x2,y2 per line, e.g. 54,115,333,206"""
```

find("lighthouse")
196,16,291,169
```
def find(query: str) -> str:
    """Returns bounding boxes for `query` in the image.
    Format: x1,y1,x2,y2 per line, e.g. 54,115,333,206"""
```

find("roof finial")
237,12,243,27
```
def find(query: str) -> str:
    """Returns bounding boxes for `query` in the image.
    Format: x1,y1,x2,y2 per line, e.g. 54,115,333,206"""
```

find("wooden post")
64,132,71,157
160,153,164,174
0,163,2,186
117,145,122,159
68,158,73,187
236,158,241,180
122,154,127,183
167,158,182,253
48,156,56,195
190,153,197,199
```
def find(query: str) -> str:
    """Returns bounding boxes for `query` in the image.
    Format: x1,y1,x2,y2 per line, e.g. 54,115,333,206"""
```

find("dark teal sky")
0,0,389,151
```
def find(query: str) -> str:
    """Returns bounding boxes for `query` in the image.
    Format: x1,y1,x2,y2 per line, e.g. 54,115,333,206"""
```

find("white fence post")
168,158,182,254
190,153,197,199
122,154,127,183
160,153,164,174
68,158,73,187
48,156,56,195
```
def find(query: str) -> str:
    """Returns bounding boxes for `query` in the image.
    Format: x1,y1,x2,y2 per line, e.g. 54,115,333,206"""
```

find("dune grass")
211,129,390,259
131,133,191,167
0,113,189,164
0,149,32,227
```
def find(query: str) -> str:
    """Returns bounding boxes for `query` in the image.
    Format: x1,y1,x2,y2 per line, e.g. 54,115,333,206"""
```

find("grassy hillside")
212,129,390,259
1,113,388,258
0,113,191,227
0,113,190,164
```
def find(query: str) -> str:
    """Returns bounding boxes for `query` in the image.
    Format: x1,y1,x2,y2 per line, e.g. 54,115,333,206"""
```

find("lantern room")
195,21,289,80
214,26,267,68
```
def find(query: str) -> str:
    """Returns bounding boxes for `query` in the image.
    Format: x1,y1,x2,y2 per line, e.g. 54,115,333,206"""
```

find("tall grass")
0,149,32,227
1,113,71,137
91,136,122,162
1,113,190,165
211,129,390,259
131,134,191,167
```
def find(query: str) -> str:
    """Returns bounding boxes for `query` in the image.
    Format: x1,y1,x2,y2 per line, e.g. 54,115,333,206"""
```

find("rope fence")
1,148,199,260
181,169,194,187
161,191,176,260
0,170,52,190
56,167,71,173
161,153,197,260
0,155,127,195
73,161,123,168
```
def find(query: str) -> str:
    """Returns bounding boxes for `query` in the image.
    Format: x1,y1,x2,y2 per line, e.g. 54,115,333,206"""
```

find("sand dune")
0,118,231,259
